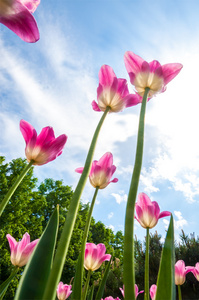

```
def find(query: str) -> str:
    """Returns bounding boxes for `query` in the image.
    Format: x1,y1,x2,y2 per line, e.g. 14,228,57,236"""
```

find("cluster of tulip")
0,1,195,299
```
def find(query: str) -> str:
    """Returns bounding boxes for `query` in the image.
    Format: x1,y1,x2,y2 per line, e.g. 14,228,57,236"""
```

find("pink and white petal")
109,177,118,183
91,100,101,112
152,201,160,220
98,152,113,171
99,65,116,88
185,266,194,274
159,211,171,219
124,51,145,74
43,134,67,162
117,78,129,97
0,2,39,42
96,243,106,258
19,0,40,13
17,232,30,254
149,60,161,72
98,254,111,266
6,234,17,253
141,61,150,73
135,205,144,221
161,63,183,85
20,119,37,147
123,94,142,108
36,127,55,147
75,167,84,174
137,193,152,209
22,238,39,256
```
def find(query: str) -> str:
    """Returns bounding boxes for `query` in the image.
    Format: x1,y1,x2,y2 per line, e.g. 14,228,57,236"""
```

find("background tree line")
0,157,199,299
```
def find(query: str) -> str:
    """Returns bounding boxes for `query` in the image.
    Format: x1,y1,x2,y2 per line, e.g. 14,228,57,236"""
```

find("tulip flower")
6,232,39,267
56,282,72,300
0,0,40,42
92,64,140,113
20,120,67,166
75,152,118,189
124,51,183,98
150,284,157,300
191,262,199,281
119,284,144,299
175,260,193,285
135,192,171,229
84,243,111,271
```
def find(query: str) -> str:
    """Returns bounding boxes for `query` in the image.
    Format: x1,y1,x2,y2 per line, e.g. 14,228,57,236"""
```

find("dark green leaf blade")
95,259,111,300
14,205,59,299
155,215,175,300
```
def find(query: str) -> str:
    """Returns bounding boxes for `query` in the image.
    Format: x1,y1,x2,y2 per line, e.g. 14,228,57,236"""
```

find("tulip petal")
75,167,84,174
124,51,145,74
20,0,40,13
159,211,171,219
20,119,37,148
0,1,39,42
99,65,116,88
162,63,183,85
91,100,101,112
6,234,17,253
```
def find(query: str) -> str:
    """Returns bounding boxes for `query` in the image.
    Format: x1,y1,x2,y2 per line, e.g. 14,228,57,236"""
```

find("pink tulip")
84,243,111,271
119,284,144,299
191,262,199,281
175,260,194,285
0,0,40,42
75,152,118,189
6,232,39,267
92,65,140,113
150,284,157,300
124,51,183,98
56,282,72,300
20,120,67,166
135,192,171,229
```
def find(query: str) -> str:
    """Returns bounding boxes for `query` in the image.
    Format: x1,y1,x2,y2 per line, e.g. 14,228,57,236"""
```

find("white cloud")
174,211,188,230
108,212,114,219
107,224,115,231
111,191,127,204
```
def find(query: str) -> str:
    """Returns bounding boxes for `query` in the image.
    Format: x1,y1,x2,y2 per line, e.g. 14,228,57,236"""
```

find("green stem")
178,285,182,300
82,270,92,300
72,187,99,300
0,266,19,299
123,88,149,300
43,107,110,300
144,228,150,300
0,161,33,217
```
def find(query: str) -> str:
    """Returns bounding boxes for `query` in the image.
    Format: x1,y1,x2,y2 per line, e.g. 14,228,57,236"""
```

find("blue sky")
1,0,199,243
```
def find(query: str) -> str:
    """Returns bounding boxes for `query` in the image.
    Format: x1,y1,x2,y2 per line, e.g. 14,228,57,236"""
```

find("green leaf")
14,205,59,300
87,283,94,300
95,259,111,300
155,215,175,300
0,267,19,299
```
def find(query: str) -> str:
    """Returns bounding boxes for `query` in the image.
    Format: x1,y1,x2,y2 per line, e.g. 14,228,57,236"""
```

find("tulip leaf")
95,259,111,300
0,267,19,299
87,283,94,300
14,205,59,300
155,215,175,300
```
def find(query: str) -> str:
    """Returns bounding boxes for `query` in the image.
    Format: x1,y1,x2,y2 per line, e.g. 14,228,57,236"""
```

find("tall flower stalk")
144,228,150,300
0,161,33,217
123,87,149,300
43,107,110,300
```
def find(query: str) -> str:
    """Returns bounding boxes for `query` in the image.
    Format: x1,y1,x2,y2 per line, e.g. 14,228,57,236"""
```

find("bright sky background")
1,0,199,243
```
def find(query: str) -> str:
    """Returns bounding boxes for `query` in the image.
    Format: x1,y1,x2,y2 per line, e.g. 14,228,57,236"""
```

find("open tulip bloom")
84,243,111,271
102,297,121,300
135,192,171,229
119,284,144,299
124,51,183,98
56,282,72,300
0,0,40,42
75,152,118,189
6,232,39,267
20,120,67,166
91,64,140,113
175,260,194,286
